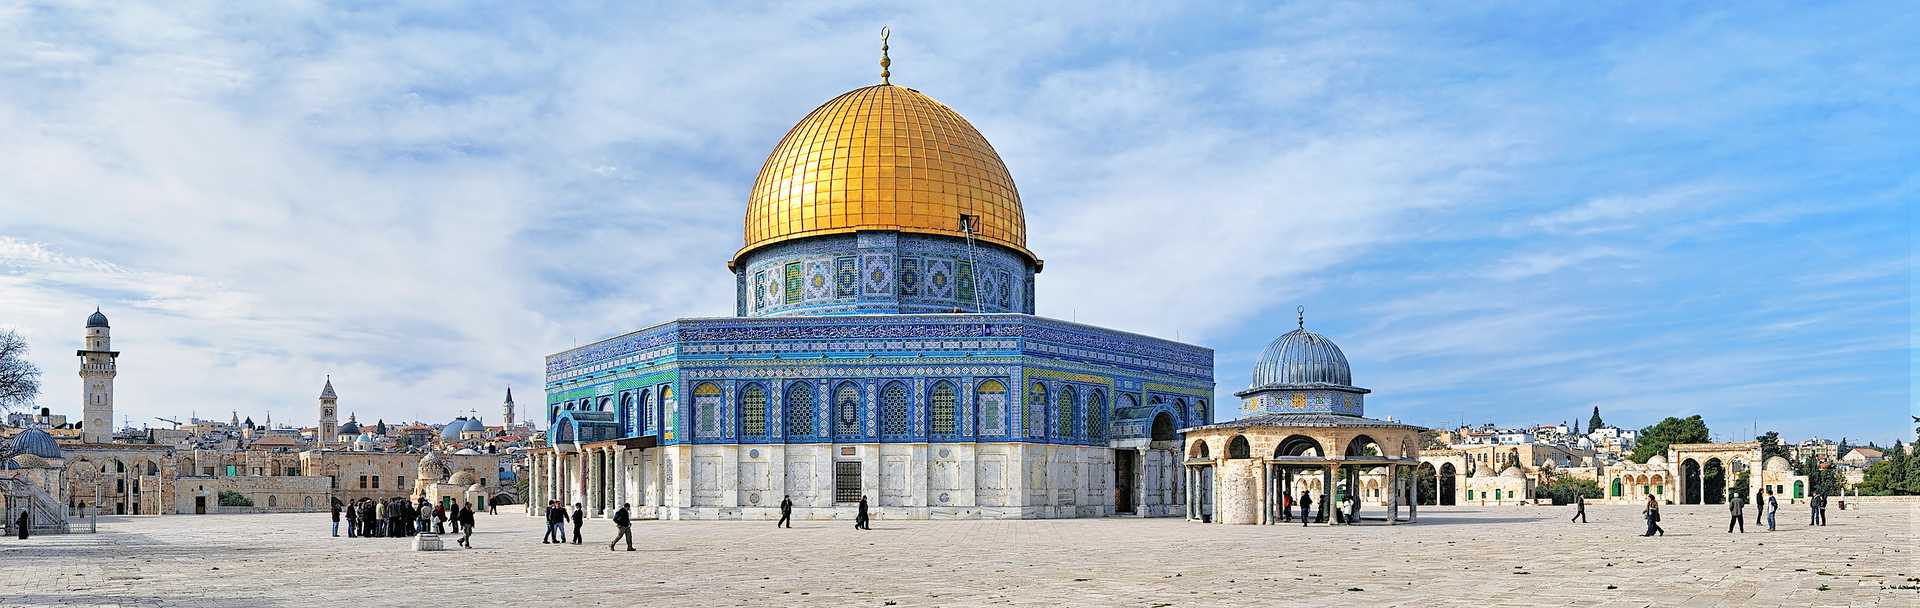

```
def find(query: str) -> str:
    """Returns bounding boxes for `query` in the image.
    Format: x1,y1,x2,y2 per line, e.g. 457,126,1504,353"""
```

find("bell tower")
502,386,515,427
318,376,338,447
77,308,118,443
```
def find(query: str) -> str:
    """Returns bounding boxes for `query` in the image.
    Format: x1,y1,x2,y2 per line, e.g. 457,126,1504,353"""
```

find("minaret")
318,376,338,447
77,308,119,443
502,386,515,427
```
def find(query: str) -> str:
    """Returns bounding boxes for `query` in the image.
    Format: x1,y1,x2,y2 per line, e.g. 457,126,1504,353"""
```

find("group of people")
1272,489,1362,525
1633,488,1830,537
541,500,584,545
330,496,478,547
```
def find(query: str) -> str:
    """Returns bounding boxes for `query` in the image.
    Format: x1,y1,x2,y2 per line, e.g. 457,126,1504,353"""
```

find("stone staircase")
1,477,71,535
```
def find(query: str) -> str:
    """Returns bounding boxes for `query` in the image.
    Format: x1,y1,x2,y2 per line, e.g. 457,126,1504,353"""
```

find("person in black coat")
570,503,585,544
330,498,343,537
778,495,793,528
457,502,476,548
854,495,871,530
1572,493,1588,523
542,501,560,544
609,503,634,551
1298,490,1312,527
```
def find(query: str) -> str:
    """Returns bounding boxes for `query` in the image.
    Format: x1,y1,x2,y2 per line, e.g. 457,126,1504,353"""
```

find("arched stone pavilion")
1184,311,1424,525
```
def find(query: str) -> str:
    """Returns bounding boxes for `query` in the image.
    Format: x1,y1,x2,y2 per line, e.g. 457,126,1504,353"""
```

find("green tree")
1755,431,1791,464
1588,406,1605,432
1884,441,1908,494
1537,473,1603,505
218,490,253,507
1629,415,1710,463
1856,459,1902,495
1729,470,1751,499
1803,454,1844,497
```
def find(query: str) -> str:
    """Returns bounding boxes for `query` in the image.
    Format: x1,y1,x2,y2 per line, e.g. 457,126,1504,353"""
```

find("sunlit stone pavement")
2,502,1914,607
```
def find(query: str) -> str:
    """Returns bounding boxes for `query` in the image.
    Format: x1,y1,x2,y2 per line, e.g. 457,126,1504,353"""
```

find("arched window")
1026,382,1047,439
929,381,957,435
550,405,559,422
975,380,1007,436
1228,435,1250,459
1086,389,1107,441
1195,400,1209,425
598,396,611,412
693,383,723,439
304,496,313,508
880,381,910,436
1057,385,1078,439
740,384,768,436
833,382,861,437
619,393,635,435
637,389,652,433
785,382,815,437
268,495,277,507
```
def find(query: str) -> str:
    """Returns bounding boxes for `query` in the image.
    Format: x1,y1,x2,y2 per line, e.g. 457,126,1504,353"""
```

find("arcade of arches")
1183,422,1423,525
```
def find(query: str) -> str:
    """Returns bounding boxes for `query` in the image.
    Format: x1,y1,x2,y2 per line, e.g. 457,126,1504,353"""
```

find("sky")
0,3,1912,445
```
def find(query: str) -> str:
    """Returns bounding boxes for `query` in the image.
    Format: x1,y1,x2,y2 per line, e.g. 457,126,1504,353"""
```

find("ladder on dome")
960,215,984,314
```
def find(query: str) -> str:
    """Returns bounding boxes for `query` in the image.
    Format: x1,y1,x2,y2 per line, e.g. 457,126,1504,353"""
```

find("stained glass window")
638,389,652,433
880,382,909,436
1027,382,1047,439
1087,389,1106,441
785,383,815,436
976,379,1006,436
1057,385,1078,439
741,384,767,436
930,381,957,435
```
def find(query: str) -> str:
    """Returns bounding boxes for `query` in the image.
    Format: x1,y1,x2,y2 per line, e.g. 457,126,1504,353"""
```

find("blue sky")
0,3,1911,444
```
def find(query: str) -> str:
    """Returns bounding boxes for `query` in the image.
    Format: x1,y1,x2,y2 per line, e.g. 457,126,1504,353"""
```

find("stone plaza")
3,502,1914,607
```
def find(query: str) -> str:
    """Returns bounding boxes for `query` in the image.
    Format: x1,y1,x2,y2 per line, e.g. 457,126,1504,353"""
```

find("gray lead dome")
1249,326,1352,389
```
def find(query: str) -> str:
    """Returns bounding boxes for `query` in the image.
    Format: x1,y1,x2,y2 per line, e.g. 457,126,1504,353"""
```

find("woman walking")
1642,495,1664,537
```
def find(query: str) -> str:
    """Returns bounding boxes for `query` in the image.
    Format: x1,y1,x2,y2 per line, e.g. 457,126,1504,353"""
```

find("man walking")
570,503,586,544
777,495,793,528
1571,493,1588,523
456,501,475,548
1298,489,1312,527
330,497,343,537
1727,491,1746,533
854,495,871,530
609,503,634,551
1815,493,1828,526
542,501,561,544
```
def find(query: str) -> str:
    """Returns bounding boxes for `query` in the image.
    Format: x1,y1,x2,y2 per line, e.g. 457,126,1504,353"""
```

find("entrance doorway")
1438,463,1457,505
1681,459,1702,504
195,496,207,514
1114,450,1136,514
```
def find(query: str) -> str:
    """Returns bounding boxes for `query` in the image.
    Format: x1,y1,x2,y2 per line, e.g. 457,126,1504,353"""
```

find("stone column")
1409,465,1419,522
1387,465,1399,525
1322,464,1336,524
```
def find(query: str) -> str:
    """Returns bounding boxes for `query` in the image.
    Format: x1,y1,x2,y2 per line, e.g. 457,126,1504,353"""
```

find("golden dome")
734,84,1034,268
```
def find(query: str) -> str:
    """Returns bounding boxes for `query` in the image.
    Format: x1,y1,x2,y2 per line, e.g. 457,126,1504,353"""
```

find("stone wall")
171,476,333,514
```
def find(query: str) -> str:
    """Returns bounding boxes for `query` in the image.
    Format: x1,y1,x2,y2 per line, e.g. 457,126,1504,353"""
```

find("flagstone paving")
2,502,1914,607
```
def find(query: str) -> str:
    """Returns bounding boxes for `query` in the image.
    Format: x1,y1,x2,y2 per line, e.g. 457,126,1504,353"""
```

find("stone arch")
1150,412,1176,442
1227,435,1251,459
1345,434,1382,457
268,495,276,507
1189,438,1211,459
1702,458,1726,504
1680,459,1702,504
1415,462,1439,506
1274,434,1324,457
598,396,612,412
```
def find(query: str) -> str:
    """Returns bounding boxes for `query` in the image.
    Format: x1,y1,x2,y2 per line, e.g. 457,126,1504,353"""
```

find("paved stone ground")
2,503,1914,607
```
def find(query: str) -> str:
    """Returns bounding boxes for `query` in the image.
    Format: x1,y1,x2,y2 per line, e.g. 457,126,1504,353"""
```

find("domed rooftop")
734,83,1032,268
1646,455,1668,467
7,453,50,469
8,427,63,459
448,470,477,486
441,418,468,440
1500,466,1527,479
337,419,361,436
453,448,481,456
1250,310,1353,389
86,307,109,328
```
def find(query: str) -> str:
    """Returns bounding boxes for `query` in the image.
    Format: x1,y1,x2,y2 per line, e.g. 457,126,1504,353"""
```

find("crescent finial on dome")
880,26,892,84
